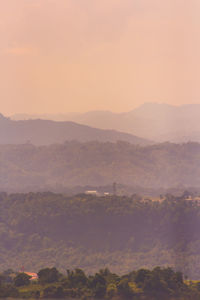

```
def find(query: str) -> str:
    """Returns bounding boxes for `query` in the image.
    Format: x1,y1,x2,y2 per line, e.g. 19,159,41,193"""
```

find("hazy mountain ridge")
1,141,200,192
11,103,200,142
0,114,151,146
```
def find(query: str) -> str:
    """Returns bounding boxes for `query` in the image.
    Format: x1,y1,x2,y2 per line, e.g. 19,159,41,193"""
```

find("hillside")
0,114,150,146
12,103,200,143
74,103,200,143
1,141,200,192
0,193,200,279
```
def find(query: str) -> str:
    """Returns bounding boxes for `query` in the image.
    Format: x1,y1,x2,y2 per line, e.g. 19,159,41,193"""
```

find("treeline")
1,141,200,192
1,266,200,299
0,192,200,277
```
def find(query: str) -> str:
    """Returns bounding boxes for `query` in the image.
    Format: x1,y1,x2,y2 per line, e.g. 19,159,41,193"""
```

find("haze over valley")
0,113,150,146
11,103,200,143
1,102,200,193
1,141,200,193
1,1,200,295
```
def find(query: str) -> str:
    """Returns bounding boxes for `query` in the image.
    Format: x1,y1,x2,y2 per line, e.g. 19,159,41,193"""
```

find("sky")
1,0,200,115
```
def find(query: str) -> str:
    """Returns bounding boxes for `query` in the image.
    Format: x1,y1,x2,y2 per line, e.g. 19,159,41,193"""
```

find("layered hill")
1,141,200,192
0,114,150,146
12,103,200,143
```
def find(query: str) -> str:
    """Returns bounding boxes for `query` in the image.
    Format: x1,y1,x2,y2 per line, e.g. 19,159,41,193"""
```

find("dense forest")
0,192,200,279
1,141,200,192
1,266,200,299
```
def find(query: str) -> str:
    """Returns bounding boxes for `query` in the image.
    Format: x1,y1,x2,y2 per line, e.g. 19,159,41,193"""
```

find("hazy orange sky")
1,0,200,115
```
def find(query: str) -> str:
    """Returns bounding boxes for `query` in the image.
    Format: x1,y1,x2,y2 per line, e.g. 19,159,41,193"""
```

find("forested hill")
0,192,200,279
0,113,150,145
0,141,200,192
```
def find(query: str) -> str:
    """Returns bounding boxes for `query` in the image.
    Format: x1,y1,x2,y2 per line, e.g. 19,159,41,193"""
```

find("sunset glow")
0,0,200,115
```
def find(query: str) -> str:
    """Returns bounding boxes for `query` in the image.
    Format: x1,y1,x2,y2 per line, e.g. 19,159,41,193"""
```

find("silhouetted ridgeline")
0,113,151,145
0,141,200,192
11,103,200,143
0,192,200,278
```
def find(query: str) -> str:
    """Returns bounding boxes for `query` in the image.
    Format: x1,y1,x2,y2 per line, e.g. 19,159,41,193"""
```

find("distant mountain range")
11,103,200,143
0,113,151,146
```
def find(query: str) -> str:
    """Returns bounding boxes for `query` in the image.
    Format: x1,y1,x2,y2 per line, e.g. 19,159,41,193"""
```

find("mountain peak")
0,113,9,121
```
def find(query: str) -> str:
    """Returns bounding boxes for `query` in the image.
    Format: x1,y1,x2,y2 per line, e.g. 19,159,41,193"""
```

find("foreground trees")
38,267,60,284
14,273,31,287
0,266,199,299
